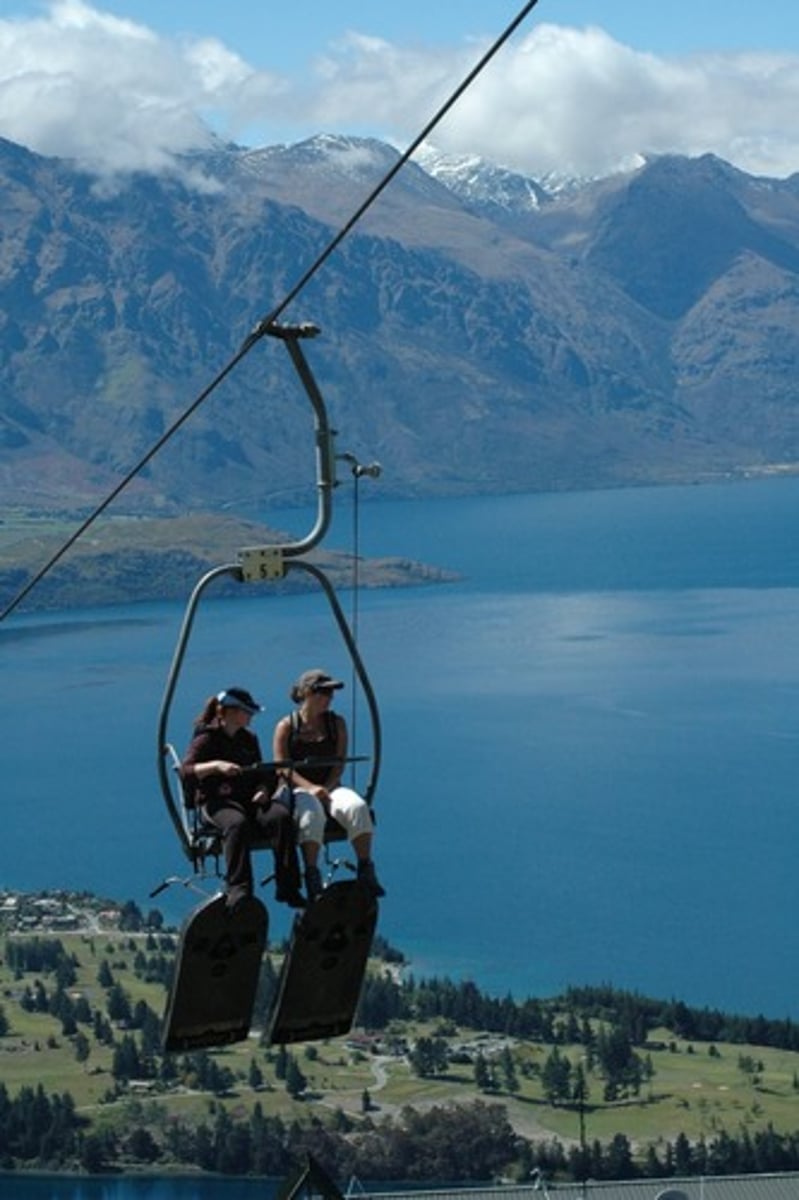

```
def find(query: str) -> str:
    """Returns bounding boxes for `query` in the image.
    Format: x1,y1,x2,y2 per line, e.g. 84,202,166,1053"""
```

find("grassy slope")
1,928,798,1156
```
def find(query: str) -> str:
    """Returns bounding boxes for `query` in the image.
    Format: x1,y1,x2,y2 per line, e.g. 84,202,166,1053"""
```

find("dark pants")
203,798,300,899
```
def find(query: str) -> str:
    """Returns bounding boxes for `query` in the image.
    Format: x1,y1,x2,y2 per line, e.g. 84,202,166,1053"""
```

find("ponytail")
195,695,221,727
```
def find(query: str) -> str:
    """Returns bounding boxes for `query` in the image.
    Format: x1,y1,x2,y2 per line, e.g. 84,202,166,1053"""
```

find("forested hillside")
2,891,799,1180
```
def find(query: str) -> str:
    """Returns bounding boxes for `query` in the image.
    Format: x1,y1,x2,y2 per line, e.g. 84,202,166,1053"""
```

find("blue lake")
2,477,798,1019
0,1175,282,1199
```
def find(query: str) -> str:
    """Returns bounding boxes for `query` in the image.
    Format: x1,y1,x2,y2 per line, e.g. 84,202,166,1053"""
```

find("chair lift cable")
0,0,541,624
350,470,364,780
335,454,382,785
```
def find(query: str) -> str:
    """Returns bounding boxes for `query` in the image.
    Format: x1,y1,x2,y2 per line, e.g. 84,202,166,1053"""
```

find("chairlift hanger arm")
263,322,336,559
238,321,374,582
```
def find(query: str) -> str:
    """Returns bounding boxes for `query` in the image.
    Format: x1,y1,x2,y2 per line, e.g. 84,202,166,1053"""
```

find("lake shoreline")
0,510,459,615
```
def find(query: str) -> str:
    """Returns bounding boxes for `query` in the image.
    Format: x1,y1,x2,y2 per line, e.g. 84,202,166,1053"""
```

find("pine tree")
96,959,114,989
73,1032,90,1064
541,1045,572,1105
248,1058,264,1091
285,1055,307,1099
501,1046,519,1093
474,1052,492,1091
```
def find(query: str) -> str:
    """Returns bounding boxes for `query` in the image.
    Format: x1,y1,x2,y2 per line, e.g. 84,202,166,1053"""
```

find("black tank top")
287,710,339,785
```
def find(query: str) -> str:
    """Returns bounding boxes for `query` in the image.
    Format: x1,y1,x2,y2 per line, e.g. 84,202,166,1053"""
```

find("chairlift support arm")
264,322,336,558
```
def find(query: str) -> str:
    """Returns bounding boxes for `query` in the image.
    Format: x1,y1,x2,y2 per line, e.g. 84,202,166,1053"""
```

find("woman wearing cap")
181,687,304,911
273,668,385,902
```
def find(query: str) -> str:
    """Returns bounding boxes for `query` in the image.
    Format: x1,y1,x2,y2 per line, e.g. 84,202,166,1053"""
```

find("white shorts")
292,785,374,845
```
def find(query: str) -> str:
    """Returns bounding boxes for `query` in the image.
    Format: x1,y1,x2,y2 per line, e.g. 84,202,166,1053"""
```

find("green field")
2,919,798,1161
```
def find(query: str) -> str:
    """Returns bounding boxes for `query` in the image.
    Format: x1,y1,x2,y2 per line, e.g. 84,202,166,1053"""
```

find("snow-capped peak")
413,142,550,213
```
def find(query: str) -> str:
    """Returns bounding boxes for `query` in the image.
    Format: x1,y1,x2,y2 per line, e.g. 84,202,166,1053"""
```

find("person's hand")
216,761,242,777
312,786,331,809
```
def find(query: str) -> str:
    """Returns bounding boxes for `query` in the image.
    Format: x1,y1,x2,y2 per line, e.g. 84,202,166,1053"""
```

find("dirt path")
315,1056,563,1142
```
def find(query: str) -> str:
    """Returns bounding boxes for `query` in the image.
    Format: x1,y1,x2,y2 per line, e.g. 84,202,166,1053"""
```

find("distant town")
0,888,166,936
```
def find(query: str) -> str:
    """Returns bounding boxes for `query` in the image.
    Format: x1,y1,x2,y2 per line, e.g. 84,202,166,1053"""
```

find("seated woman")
181,687,304,911
273,668,385,902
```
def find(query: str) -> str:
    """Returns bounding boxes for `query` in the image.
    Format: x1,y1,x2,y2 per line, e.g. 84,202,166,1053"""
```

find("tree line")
357,974,799,1052
6,1078,799,1183
4,931,799,1180
13,926,794,1054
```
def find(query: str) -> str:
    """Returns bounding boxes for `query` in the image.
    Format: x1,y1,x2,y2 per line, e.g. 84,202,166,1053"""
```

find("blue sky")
1,0,798,179
20,0,795,60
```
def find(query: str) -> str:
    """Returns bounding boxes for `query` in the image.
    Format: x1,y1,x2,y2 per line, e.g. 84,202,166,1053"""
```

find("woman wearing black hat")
181,687,304,911
273,668,385,902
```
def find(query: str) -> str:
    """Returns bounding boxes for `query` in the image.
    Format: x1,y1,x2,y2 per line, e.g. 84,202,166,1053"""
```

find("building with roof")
284,1156,799,1200
371,1178,799,1200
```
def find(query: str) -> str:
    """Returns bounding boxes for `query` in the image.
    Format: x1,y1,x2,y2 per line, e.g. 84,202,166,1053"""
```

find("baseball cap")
294,669,344,694
217,687,262,714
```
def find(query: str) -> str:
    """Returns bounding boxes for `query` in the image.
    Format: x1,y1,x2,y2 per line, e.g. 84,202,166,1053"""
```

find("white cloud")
305,23,799,180
0,0,284,176
0,4,798,181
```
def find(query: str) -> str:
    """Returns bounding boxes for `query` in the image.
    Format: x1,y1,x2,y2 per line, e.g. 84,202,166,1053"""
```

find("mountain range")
1,132,798,516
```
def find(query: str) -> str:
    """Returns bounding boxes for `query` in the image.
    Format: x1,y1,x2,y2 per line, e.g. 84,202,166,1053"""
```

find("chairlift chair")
154,321,382,893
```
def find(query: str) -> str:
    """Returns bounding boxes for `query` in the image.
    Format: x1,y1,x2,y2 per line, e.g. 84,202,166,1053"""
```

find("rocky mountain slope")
1,133,798,516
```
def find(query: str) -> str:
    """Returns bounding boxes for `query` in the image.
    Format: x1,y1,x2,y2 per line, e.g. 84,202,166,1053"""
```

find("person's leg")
204,803,253,909
329,787,385,897
291,790,326,898
252,800,302,906
291,790,325,863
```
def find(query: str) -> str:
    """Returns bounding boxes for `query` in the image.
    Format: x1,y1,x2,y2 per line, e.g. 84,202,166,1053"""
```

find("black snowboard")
267,880,378,1044
162,892,267,1052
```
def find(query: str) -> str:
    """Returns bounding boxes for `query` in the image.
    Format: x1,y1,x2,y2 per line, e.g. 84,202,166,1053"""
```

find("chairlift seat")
163,745,352,879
